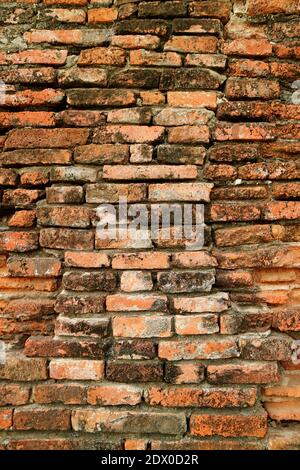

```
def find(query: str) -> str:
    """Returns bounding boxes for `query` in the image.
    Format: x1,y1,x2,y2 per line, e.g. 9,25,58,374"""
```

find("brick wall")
0,0,299,450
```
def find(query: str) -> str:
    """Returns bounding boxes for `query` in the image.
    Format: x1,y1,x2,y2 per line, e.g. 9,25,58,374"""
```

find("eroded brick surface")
0,0,299,451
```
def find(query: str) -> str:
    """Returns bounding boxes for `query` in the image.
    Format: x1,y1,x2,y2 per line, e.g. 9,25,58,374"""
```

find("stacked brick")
0,0,299,450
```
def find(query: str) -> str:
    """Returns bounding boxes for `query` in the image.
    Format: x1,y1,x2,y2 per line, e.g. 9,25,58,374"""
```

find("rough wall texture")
0,0,300,451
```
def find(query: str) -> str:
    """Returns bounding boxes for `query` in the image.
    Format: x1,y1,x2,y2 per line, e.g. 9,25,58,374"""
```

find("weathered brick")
189,1,231,23
63,271,117,292
67,89,136,107
46,186,84,204
158,271,214,293
93,125,164,144
106,361,164,383
165,363,205,384
78,47,126,66
33,384,86,405
24,29,109,46
58,67,107,86
0,231,39,252
113,314,172,338
130,50,182,67
0,385,30,406
25,336,109,359
0,149,71,166
159,338,239,360
72,409,186,434
225,78,280,100
190,410,268,437
14,408,71,431
173,293,229,313
40,228,94,250
149,183,213,201
103,164,197,180
50,359,104,380
138,1,187,18
55,293,105,315
4,128,89,149
146,386,257,407
87,384,142,406
207,362,280,384
247,0,300,16
168,91,217,109
37,206,90,228
86,183,146,203
120,271,153,292
112,252,170,269
55,316,109,338
106,294,167,312
7,256,61,277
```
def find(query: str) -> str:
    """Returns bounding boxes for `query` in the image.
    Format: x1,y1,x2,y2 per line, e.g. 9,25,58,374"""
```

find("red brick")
0,410,13,430
149,183,213,201
87,384,142,406
0,231,38,252
37,206,90,228
43,8,86,23
0,67,56,84
0,168,17,186
130,50,181,67
158,338,239,360
3,188,43,206
0,149,71,166
7,256,61,277
24,333,109,358
103,164,197,180
222,39,272,56
215,123,274,141
189,1,231,22
112,252,170,270
168,91,217,109
67,89,136,107
0,49,68,65
88,8,118,23
146,386,257,407
207,363,280,384
247,0,300,16
113,314,172,338
93,125,164,144
8,210,36,228
65,251,110,268
168,126,210,144
4,128,89,149
164,36,217,53
112,35,160,50
0,385,29,406
106,361,163,383
165,363,205,384
190,410,268,437
24,29,110,46
264,401,300,421
50,359,104,380
106,294,167,312
14,408,71,431
225,78,280,100
0,354,47,381
40,228,94,250
72,409,186,434
33,384,86,405
78,47,126,66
